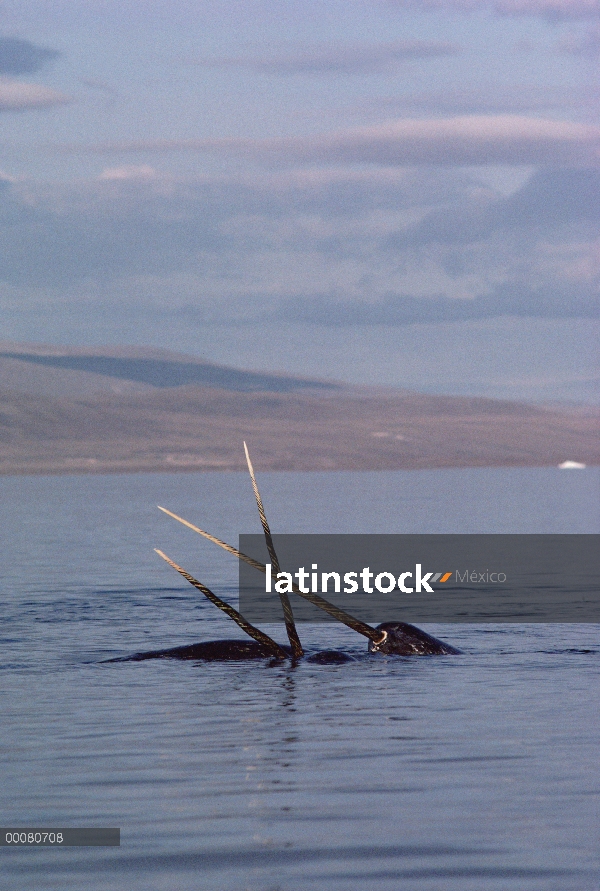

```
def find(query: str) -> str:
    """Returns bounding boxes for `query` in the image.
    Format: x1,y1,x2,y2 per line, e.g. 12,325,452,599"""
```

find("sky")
0,0,598,402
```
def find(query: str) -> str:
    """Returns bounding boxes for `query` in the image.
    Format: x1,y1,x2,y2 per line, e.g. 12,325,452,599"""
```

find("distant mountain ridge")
0,343,340,395
0,341,597,475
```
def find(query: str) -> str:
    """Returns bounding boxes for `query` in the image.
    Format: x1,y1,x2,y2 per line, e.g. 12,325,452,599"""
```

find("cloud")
78,77,119,96
496,167,600,225
369,85,599,116
197,40,459,74
0,181,223,287
558,24,600,55
274,283,599,325
393,168,600,245
65,116,600,167
387,0,600,19
0,171,412,288
0,167,597,326
494,0,600,17
290,116,600,167
98,165,158,181
0,36,60,75
0,79,71,110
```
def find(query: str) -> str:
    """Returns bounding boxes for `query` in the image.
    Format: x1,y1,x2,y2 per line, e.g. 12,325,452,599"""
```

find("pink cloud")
290,115,600,166
98,165,158,181
59,115,600,167
0,80,70,111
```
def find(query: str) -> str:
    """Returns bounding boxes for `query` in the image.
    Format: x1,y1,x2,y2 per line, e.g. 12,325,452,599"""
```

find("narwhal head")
368,622,460,655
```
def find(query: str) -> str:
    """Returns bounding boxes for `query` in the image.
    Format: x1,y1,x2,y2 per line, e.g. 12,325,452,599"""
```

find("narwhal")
109,444,459,663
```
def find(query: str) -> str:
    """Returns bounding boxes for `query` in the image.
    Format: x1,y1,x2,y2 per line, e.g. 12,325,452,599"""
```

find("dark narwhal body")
108,623,457,663
109,630,458,663
110,444,459,665
108,641,357,663
108,640,287,662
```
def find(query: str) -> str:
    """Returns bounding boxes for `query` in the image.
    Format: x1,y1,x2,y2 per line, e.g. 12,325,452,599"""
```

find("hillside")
0,343,597,474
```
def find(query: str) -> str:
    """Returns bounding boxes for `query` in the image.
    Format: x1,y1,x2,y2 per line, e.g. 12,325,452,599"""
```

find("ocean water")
1,468,599,891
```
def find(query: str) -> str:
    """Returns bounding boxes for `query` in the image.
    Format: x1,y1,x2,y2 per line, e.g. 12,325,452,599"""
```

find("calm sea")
1,468,599,891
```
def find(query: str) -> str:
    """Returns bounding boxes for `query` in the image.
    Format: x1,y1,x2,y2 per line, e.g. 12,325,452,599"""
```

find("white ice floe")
558,460,587,469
